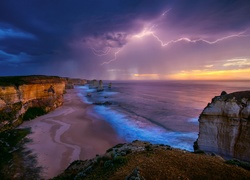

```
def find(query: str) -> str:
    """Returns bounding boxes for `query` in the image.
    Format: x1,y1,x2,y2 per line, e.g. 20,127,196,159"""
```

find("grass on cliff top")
54,145,250,180
0,75,62,87
225,91,250,101
0,128,42,179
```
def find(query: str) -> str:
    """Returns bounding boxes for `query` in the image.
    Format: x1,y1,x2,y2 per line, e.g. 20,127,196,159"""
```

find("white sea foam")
187,118,199,124
94,105,197,151
75,80,250,152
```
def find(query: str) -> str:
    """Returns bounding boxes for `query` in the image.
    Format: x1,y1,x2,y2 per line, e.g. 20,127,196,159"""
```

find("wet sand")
20,89,124,179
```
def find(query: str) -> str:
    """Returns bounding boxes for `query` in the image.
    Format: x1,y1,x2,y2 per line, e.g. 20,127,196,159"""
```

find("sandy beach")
20,88,124,179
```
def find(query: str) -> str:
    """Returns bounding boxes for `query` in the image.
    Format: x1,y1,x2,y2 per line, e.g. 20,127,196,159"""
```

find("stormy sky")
1,0,250,80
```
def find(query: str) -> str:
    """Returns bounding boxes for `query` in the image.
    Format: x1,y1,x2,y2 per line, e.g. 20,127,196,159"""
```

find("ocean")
76,80,250,151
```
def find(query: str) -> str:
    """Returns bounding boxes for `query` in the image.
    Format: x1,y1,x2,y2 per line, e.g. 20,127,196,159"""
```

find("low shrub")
113,143,125,149
23,107,46,120
225,159,250,171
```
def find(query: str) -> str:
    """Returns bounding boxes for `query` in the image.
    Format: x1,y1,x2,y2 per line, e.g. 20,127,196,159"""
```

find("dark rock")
220,91,227,96
89,79,98,89
108,82,112,89
47,85,55,93
97,80,104,92
125,167,145,180
65,84,74,89
193,140,199,151
93,101,112,106
121,151,127,156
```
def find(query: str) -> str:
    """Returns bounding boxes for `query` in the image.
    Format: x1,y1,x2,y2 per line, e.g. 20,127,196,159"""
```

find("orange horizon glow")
130,68,250,80
168,68,250,80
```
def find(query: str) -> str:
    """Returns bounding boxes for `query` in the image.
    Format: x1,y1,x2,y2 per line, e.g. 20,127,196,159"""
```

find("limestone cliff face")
197,91,250,161
0,76,65,132
64,77,87,89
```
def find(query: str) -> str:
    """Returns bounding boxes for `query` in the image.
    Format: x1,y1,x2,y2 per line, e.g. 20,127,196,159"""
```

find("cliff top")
54,141,250,179
223,91,250,101
0,75,65,87
212,90,250,104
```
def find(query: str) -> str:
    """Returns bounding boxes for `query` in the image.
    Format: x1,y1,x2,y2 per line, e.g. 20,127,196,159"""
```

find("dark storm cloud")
0,0,250,78
166,0,250,34
104,33,128,48
0,0,166,57
85,32,128,50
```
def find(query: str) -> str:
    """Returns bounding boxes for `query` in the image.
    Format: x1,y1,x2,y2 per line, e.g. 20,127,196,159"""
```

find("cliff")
196,91,250,162
0,75,65,132
54,140,250,179
64,77,87,89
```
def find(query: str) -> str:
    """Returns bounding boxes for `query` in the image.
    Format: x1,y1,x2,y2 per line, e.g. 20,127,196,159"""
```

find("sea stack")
97,80,104,92
196,91,250,162
108,82,112,89
89,79,98,89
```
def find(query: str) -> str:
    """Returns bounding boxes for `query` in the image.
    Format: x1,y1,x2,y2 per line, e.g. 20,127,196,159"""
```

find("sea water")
76,80,250,151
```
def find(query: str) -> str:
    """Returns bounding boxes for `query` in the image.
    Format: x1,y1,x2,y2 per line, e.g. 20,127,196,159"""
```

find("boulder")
93,101,112,106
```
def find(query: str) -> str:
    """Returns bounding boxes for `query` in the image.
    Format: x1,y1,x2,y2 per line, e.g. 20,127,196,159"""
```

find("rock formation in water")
196,90,250,162
0,75,65,132
93,101,112,106
97,80,104,92
89,79,98,89
108,82,112,89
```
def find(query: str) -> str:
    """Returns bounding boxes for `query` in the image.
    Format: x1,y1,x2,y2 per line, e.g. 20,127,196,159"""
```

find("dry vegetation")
54,141,250,180
0,75,64,87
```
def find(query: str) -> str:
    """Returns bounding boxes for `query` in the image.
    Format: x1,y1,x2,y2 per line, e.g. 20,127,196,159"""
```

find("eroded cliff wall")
197,91,250,161
64,77,87,89
0,76,65,132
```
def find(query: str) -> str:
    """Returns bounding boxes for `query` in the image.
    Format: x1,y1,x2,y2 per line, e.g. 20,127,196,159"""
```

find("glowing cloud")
133,73,160,80
204,65,214,68
223,58,250,67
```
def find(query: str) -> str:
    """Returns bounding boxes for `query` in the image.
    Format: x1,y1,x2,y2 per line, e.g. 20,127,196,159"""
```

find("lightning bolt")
150,31,249,46
101,48,122,65
133,28,248,47
91,47,111,56
101,30,249,65
162,9,171,16
132,9,249,46
97,10,170,65
91,8,250,65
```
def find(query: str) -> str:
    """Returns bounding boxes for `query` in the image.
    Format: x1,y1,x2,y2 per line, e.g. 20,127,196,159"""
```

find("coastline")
20,88,125,179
